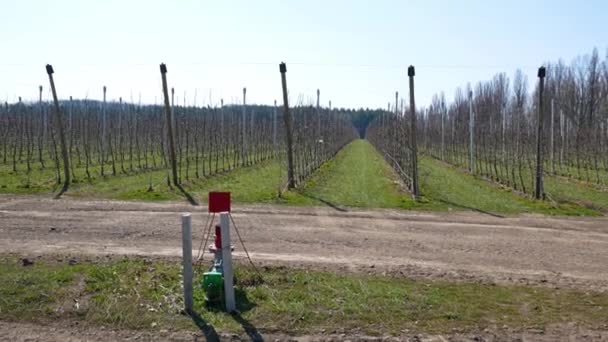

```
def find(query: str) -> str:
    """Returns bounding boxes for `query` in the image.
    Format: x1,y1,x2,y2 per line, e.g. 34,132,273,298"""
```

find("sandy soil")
1,195,608,341
1,195,607,291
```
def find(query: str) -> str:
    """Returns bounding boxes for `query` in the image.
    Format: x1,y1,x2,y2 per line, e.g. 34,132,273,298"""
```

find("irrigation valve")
202,192,236,312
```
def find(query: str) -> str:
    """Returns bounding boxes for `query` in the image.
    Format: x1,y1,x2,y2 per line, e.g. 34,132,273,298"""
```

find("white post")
469,90,475,174
181,213,193,314
220,212,236,312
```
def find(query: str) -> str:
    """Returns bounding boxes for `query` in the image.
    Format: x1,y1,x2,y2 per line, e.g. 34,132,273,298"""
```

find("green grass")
416,158,600,215
66,160,285,204
545,175,608,212
282,139,412,208
0,158,284,203
0,141,605,215
284,140,601,215
1,256,606,335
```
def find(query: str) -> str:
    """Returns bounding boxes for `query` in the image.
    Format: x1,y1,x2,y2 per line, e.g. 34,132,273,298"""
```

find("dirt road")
1,195,607,291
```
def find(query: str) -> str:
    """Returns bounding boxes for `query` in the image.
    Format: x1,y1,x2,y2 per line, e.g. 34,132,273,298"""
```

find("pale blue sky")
1,0,606,108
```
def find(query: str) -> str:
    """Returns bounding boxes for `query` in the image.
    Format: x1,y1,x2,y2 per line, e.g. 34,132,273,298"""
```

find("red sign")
208,192,231,213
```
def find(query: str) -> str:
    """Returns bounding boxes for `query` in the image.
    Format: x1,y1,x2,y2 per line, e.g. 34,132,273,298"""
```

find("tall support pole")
221,98,225,171
408,66,419,199
502,103,506,165
40,85,46,149
316,89,321,163
38,85,46,168
279,63,295,189
220,212,235,312
550,98,555,174
242,87,247,165
69,96,73,138
441,107,445,161
181,213,193,314
560,109,564,167
45,65,70,195
423,108,428,151
535,67,546,200
160,64,179,186
316,89,321,138
171,88,176,145
395,91,399,115
273,99,277,152
102,86,107,175
469,90,475,174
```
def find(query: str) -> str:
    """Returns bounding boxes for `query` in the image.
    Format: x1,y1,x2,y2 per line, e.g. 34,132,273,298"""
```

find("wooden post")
102,86,107,175
221,98,225,171
242,87,247,165
316,89,321,138
535,66,546,200
181,213,193,314
171,87,176,132
395,91,399,115
550,98,555,174
316,89,321,164
469,89,475,174
502,104,506,165
40,85,46,151
45,64,70,195
279,63,295,189
408,66,419,199
250,105,254,163
423,108,428,151
273,99,277,151
441,106,445,161
160,64,179,186
560,109,564,168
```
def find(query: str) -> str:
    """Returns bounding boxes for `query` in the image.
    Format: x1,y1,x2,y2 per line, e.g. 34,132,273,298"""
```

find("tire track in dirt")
0,195,607,291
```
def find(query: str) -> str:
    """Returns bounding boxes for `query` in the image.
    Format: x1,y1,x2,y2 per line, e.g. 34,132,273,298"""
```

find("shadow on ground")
192,286,263,341
298,192,348,212
190,311,220,341
438,198,505,218
176,184,199,206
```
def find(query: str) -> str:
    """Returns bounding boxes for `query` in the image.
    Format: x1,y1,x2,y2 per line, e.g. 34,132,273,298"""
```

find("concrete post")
181,213,193,314
220,212,235,312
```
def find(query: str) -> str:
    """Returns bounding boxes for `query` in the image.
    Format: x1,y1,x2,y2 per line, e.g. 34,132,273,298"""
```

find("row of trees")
369,47,607,201
0,69,357,196
367,67,420,198
421,48,608,194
